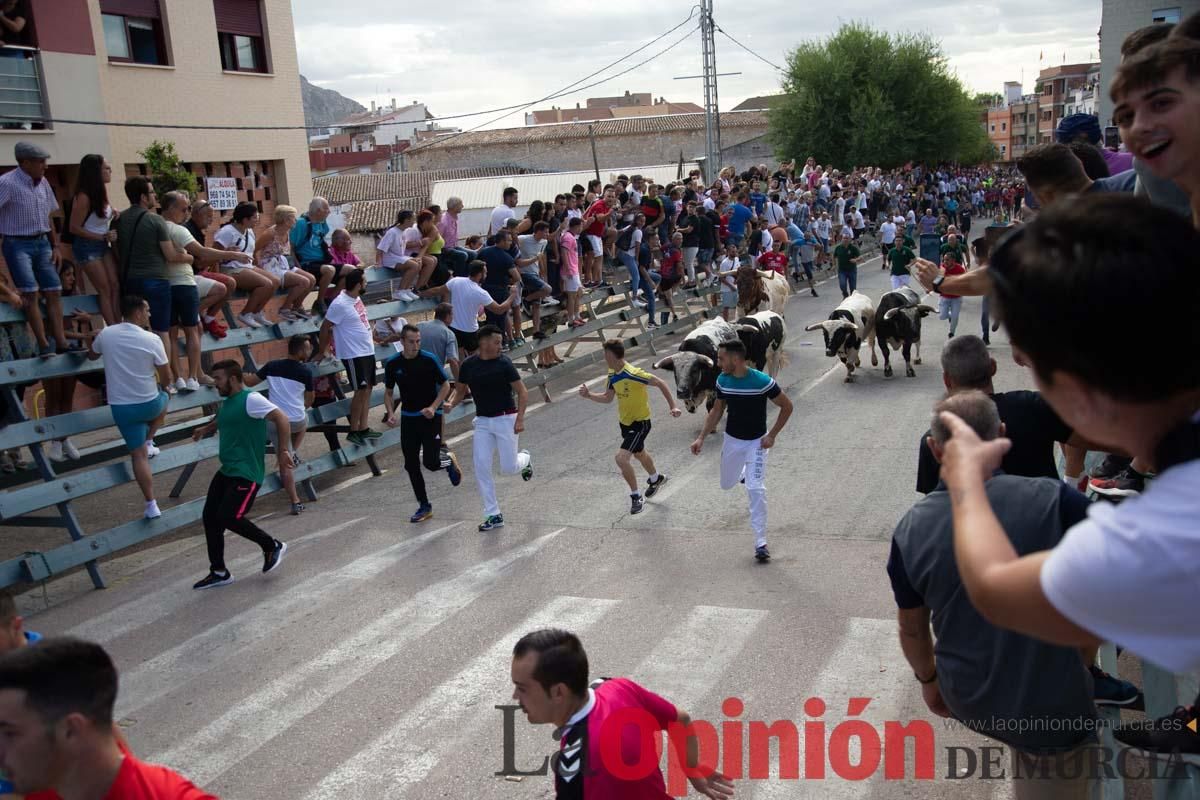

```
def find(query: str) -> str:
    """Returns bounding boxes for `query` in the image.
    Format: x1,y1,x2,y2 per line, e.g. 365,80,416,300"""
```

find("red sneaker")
205,318,228,339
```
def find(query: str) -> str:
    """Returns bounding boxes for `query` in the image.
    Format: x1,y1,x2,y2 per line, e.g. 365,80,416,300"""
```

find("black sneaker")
346,431,364,446
1090,453,1133,480
1090,468,1145,498
754,545,771,562
1089,665,1142,707
645,474,668,498
446,451,462,486
290,502,305,515
630,494,644,515
520,450,533,481
362,428,383,440
410,503,433,523
193,570,233,590
479,514,504,532
1114,705,1200,766
262,540,287,574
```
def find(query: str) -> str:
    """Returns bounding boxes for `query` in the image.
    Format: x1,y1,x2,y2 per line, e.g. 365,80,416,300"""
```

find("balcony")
0,47,47,131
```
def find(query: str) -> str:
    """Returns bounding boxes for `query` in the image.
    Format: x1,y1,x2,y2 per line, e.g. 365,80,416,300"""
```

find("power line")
713,25,785,72
0,10,704,135
405,19,702,154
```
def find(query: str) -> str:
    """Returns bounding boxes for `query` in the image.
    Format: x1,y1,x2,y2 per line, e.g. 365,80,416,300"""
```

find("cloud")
291,0,1101,125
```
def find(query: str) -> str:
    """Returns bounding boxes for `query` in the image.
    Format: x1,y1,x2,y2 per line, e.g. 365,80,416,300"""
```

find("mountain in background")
301,75,366,131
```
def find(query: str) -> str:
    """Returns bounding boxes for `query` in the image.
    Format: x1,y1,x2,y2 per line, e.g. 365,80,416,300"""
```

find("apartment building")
0,0,310,230
1034,62,1100,145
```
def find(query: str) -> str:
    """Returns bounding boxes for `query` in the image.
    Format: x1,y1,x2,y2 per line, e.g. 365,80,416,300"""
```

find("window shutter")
213,0,263,37
98,0,160,18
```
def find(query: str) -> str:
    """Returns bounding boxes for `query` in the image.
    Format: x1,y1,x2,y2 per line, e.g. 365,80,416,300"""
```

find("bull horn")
804,322,826,332
738,324,760,335
883,307,901,321
693,354,714,369
916,304,937,314
834,320,857,332
653,356,675,371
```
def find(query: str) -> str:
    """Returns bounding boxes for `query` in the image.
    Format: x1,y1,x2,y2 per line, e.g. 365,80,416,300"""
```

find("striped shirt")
0,167,58,236
716,368,781,441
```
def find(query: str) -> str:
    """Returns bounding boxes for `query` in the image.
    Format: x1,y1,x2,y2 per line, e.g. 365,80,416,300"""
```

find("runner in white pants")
445,324,532,531
691,338,793,562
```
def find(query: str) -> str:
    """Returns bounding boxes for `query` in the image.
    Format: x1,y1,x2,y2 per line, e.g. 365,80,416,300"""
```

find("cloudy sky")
293,0,1101,127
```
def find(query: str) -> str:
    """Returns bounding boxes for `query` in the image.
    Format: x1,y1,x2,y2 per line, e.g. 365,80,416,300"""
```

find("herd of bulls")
655,278,938,412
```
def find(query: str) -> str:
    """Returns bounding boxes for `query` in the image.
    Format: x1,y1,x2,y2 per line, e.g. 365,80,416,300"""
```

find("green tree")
138,140,199,196
768,23,992,168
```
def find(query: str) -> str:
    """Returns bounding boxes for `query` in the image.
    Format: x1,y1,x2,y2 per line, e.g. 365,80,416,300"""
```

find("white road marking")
117,522,463,718
152,528,568,786
304,593,619,799
634,604,768,701
751,617,910,798
66,517,367,644
322,471,379,495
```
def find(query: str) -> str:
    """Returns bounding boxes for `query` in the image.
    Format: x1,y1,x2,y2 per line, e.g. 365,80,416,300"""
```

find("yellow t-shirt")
608,364,653,426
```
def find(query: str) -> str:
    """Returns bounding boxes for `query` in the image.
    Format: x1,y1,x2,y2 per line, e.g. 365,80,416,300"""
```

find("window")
990,124,995,132
1152,7,1182,24
1001,122,1006,131
100,0,167,65
214,0,266,73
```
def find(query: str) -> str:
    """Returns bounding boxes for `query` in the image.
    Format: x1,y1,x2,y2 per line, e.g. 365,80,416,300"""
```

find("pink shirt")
560,231,579,277
331,247,360,267
438,212,459,247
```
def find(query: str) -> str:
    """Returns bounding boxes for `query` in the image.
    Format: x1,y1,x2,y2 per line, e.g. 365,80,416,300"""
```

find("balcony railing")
0,47,47,130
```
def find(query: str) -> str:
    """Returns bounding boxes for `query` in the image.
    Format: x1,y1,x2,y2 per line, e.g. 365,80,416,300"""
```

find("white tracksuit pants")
473,414,530,517
719,433,769,547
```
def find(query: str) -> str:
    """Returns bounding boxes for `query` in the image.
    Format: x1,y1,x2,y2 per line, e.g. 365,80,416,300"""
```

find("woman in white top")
375,209,422,302
254,205,315,322
213,201,278,328
68,155,119,325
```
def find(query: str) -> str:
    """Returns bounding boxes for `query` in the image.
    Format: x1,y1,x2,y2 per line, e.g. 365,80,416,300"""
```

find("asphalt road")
20,257,1061,798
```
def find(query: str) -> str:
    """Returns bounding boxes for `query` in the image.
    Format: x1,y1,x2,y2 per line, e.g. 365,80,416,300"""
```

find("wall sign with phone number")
206,178,239,211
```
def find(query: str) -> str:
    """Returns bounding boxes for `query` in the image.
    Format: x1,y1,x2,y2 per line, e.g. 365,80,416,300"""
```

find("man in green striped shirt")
190,359,291,590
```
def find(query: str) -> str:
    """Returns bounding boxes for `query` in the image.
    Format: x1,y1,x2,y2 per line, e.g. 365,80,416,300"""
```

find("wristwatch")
931,275,945,295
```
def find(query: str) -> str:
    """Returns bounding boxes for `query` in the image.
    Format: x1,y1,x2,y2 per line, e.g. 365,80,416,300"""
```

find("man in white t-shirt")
490,187,519,236
936,196,1200,754
313,269,378,446
421,262,519,357
88,295,172,519
878,217,898,268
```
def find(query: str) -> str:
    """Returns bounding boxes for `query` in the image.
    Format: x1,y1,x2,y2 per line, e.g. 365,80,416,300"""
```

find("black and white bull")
653,317,738,413
804,291,877,383
875,286,936,378
735,311,787,377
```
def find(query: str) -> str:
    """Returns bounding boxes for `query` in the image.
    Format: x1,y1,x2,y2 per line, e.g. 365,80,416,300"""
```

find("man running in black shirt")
383,324,462,523
445,325,532,531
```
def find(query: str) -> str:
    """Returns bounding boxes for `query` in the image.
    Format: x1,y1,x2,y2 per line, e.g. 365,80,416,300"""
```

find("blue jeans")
618,252,659,318
2,236,59,293
837,267,857,296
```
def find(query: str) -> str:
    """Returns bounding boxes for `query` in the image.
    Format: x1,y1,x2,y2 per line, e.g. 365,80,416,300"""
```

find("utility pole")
675,0,738,183
588,124,600,183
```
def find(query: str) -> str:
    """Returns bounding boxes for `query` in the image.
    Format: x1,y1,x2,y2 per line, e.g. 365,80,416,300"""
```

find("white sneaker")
175,377,188,391
237,312,262,328
252,312,273,326
145,441,160,458
632,299,647,308
185,378,201,392
145,499,162,519
392,289,410,301
62,438,80,460
540,297,560,307
47,441,65,462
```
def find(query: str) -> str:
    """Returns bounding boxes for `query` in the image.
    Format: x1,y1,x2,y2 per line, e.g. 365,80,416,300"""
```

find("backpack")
615,225,636,253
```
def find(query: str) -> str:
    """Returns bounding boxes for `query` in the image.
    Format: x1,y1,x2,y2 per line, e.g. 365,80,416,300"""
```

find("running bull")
735,311,787,378
805,291,877,382
875,285,936,378
654,317,739,412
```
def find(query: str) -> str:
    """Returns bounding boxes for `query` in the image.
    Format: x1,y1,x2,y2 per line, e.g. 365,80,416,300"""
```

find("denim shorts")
2,236,59,293
721,288,740,309
111,391,169,451
170,284,200,327
125,277,172,333
71,237,109,264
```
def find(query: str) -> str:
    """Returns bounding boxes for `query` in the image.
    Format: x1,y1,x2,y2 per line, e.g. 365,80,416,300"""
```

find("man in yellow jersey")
579,339,682,514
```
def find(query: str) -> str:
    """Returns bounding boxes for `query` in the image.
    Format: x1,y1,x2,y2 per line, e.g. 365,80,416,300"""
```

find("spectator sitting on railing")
87,295,171,520
312,269,380,446
291,197,347,315
67,154,119,326
243,335,313,516
42,261,97,463
437,197,471,278
182,200,233,338
329,227,359,269
516,221,556,342
415,209,447,290
375,209,422,303
0,142,67,358
213,201,276,328
254,204,315,322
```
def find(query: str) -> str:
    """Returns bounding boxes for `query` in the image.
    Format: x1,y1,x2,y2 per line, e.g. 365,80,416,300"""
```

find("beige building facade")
0,0,309,224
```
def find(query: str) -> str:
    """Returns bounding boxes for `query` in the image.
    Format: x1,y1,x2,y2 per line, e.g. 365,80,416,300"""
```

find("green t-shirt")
889,245,915,277
217,389,269,485
940,242,967,265
833,243,860,271
115,207,171,281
